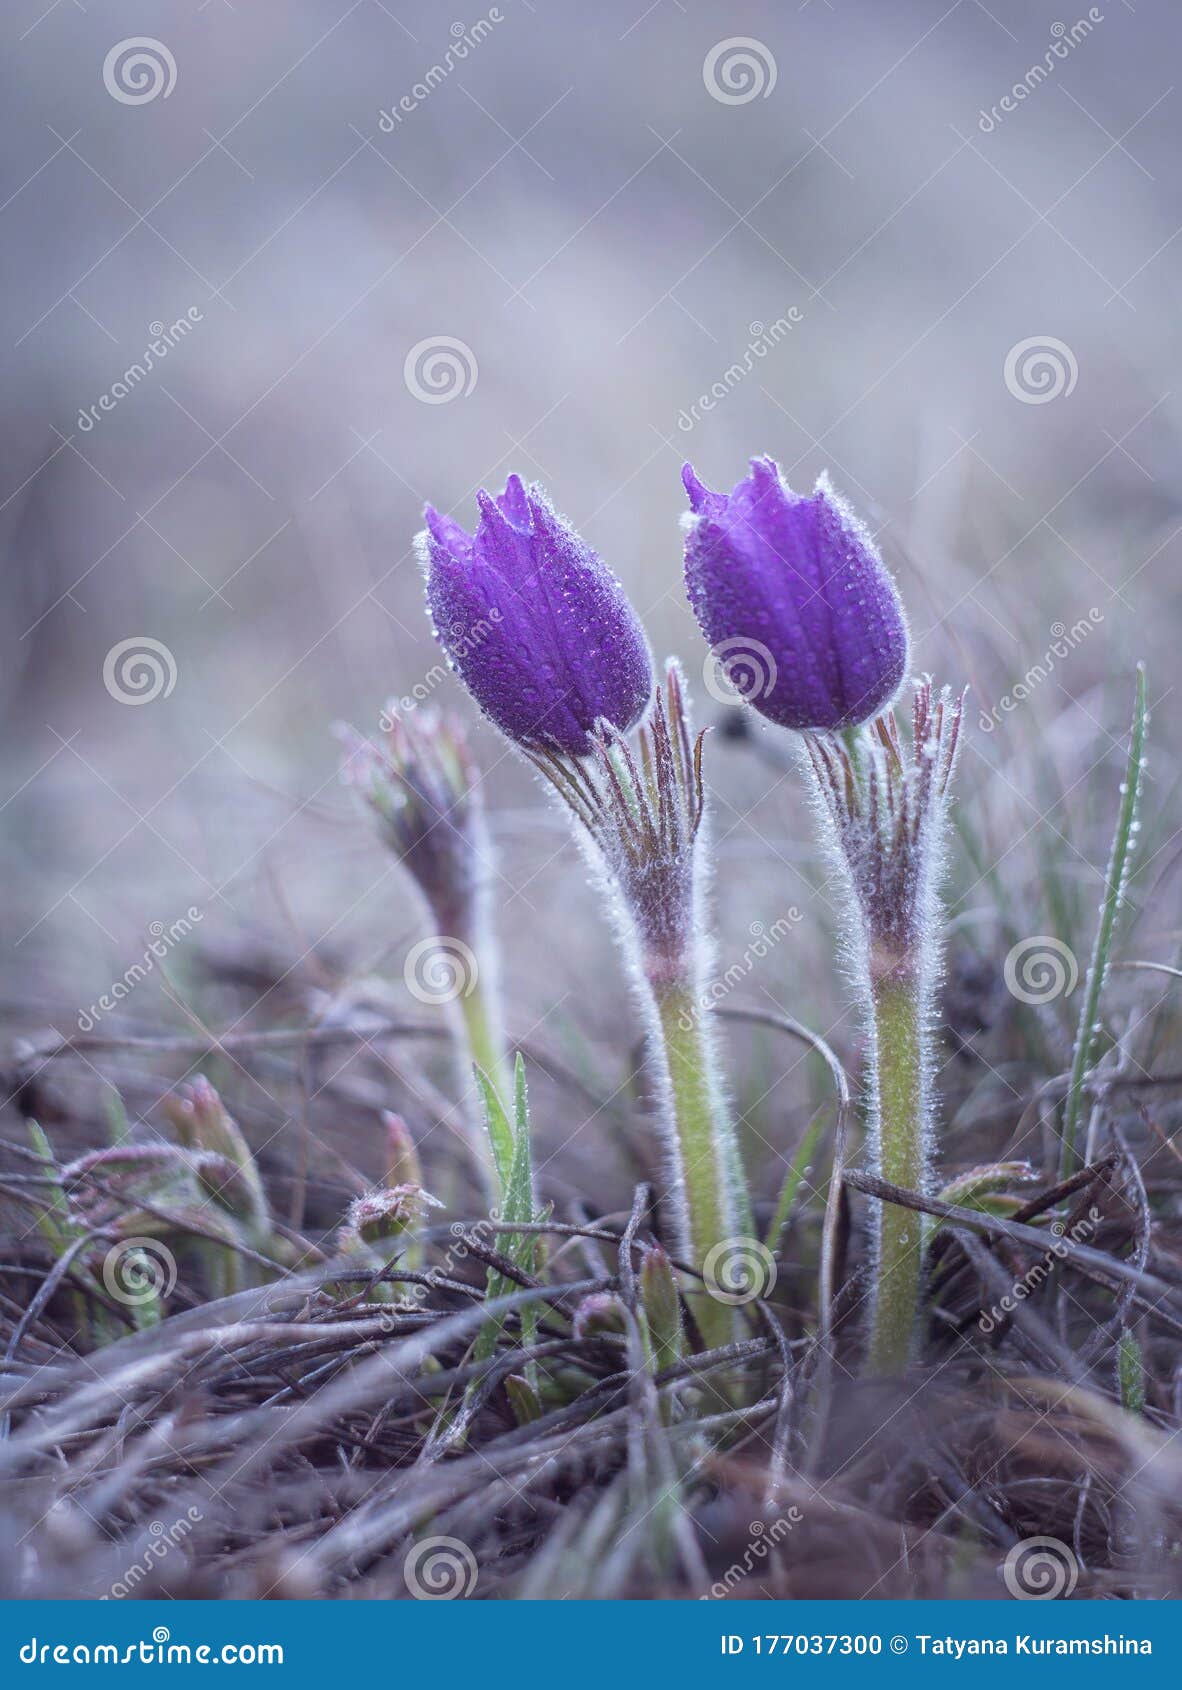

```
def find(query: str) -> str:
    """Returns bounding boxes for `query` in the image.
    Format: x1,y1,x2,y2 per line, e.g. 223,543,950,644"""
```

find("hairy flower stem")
530,664,747,1356
651,979,741,1356
866,968,928,1373
803,684,964,1374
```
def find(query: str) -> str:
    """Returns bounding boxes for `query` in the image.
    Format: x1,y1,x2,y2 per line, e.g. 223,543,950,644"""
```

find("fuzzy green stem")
866,973,928,1374
652,982,741,1355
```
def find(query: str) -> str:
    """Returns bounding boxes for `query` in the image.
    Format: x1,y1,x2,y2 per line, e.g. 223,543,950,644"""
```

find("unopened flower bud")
337,709,487,943
381,1111,422,1192
419,475,653,756
572,1291,627,1341
161,1076,268,1233
639,1243,686,1371
341,1184,441,1249
683,457,908,731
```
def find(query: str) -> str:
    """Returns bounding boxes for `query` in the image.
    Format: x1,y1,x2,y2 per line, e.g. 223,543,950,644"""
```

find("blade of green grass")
472,1054,538,1368
762,1107,826,1254
1060,663,1148,1178
473,1063,514,1190
26,1120,73,1252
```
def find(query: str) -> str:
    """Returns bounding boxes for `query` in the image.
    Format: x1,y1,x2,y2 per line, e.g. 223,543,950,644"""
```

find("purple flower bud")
682,457,909,731
418,475,653,756
337,708,486,941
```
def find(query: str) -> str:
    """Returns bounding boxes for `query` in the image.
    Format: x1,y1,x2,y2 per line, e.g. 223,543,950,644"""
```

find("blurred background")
3,0,1179,1220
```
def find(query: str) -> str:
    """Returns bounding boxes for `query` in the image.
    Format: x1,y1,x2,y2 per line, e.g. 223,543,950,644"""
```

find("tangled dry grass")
2,851,1181,1601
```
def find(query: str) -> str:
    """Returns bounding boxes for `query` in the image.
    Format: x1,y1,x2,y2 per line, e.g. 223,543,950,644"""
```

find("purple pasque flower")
682,457,909,731
418,474,653,757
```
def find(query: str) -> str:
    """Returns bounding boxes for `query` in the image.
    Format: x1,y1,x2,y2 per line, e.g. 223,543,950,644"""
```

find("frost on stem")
803,679,965,1371
526,662,745,1322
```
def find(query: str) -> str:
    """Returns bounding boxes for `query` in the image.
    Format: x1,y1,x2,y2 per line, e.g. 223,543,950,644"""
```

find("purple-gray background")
2,1,1176,1165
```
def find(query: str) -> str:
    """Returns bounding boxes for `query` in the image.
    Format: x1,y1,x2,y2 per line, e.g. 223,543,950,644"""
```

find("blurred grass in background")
2,0,1179,1218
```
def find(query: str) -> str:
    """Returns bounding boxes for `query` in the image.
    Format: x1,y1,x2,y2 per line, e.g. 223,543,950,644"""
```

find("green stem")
459,982,509,1204
866,973,928,1374
653,983,741,1355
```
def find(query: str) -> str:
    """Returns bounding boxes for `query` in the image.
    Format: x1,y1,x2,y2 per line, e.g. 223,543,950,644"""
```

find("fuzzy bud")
337,708,488,943
340,1184,441,1250
419,475,653,756
160,1077,268,1233
381,1111,423,1192
572,1292,628,1341
683,457,908,731
639,1243,686,1371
